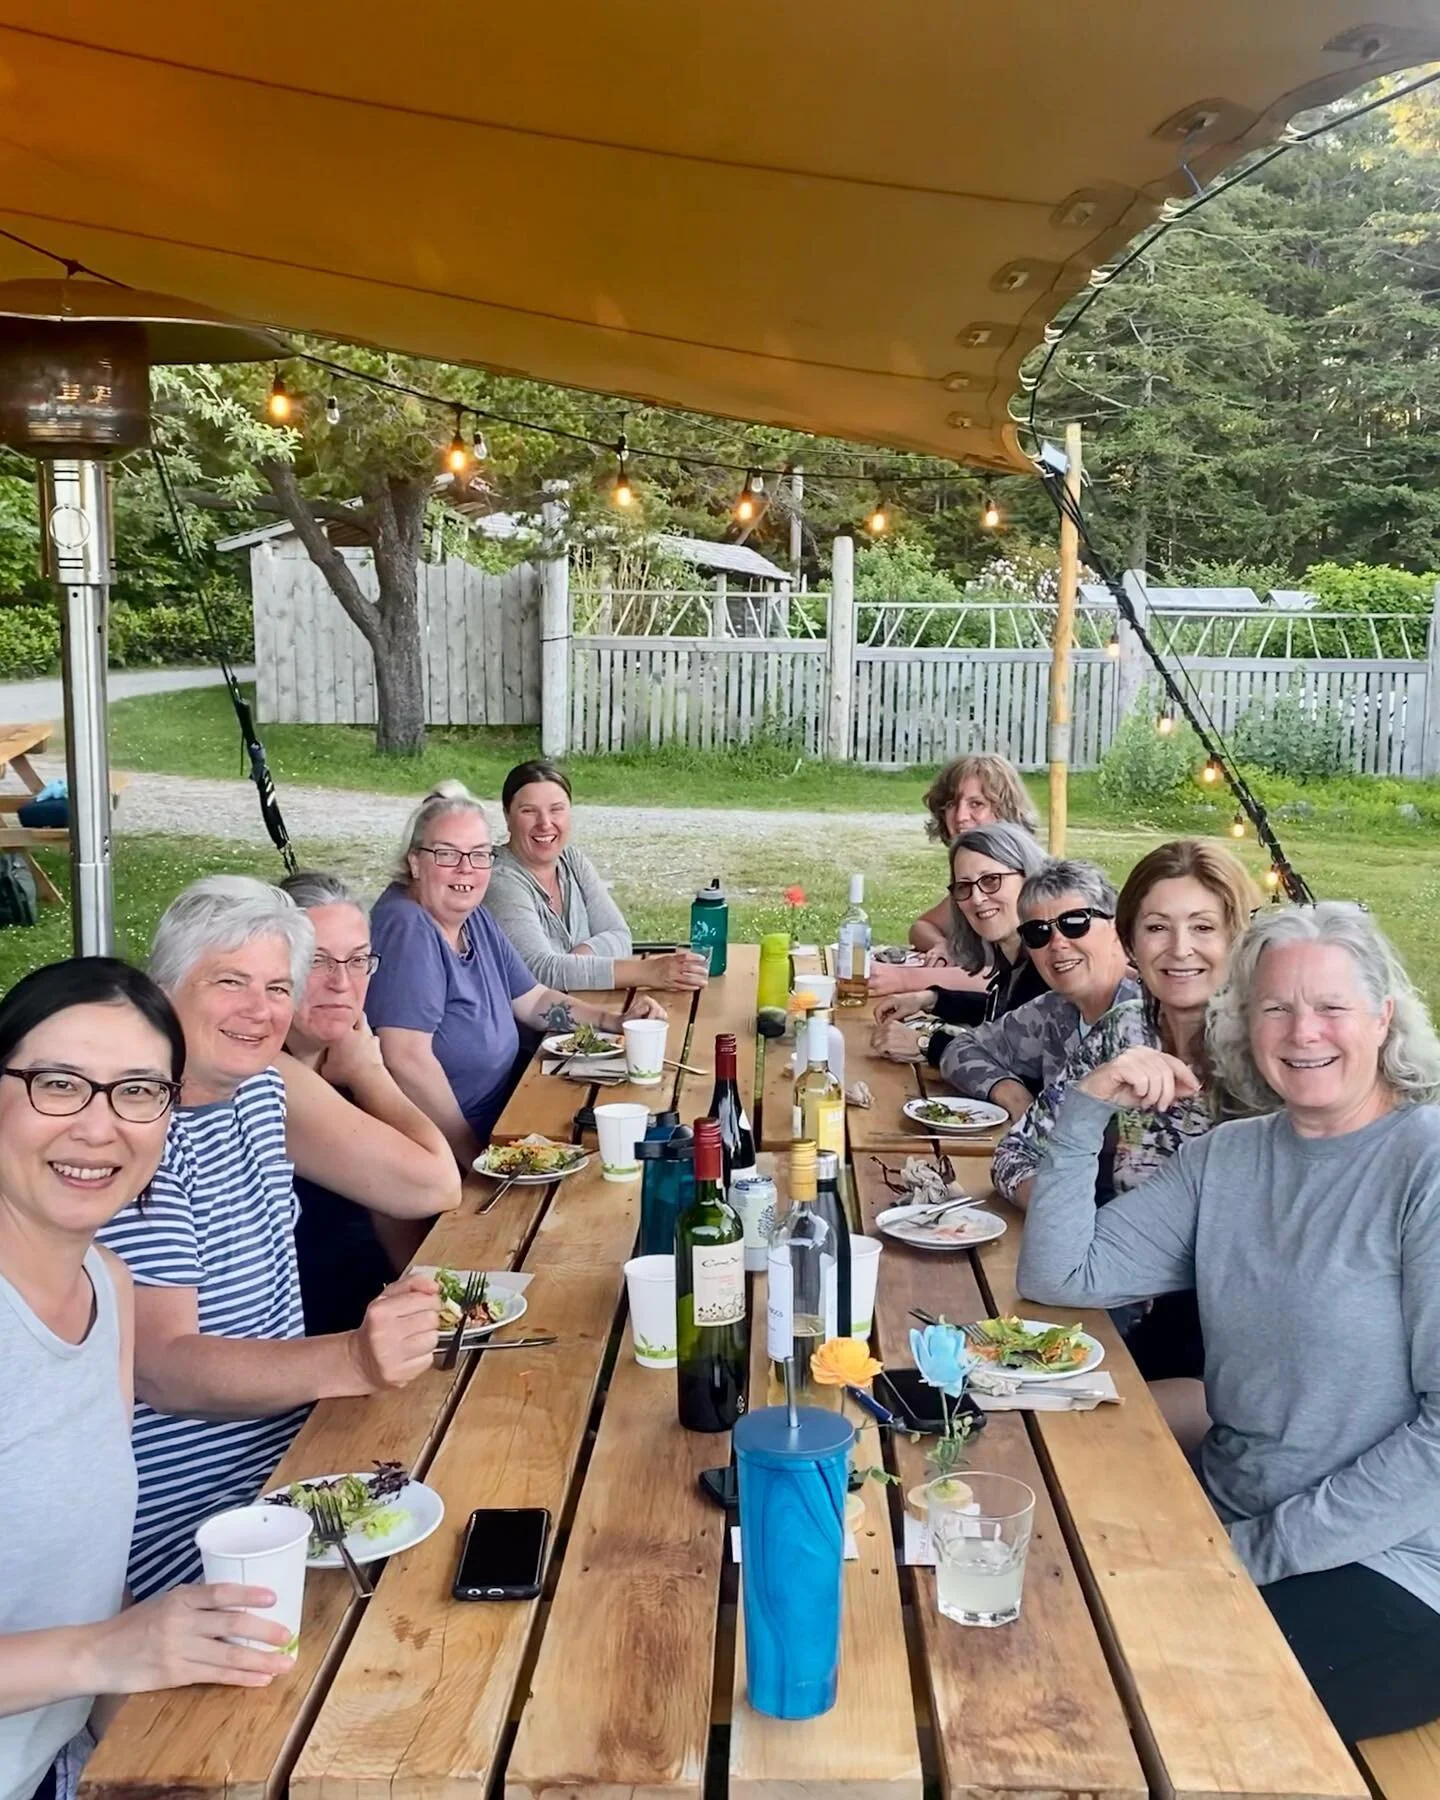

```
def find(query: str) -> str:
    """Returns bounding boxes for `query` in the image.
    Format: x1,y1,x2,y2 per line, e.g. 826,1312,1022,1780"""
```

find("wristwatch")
915,1027,935,1060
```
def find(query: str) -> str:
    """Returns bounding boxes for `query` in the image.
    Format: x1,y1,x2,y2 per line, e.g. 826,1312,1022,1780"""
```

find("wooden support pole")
540,483,571,759
1048,423,1082,854
826,533,856,762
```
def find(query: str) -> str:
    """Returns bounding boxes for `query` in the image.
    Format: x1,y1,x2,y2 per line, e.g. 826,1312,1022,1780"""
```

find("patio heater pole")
38,458,114,953
1047,422,1082,855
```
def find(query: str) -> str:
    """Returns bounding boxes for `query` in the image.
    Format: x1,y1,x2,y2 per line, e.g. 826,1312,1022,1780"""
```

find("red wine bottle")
675,1118,748,1432
708,1032,757,1186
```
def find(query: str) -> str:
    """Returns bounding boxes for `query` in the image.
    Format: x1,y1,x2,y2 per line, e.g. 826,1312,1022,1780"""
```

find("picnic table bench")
81,944,1412,1800
0,721,131,903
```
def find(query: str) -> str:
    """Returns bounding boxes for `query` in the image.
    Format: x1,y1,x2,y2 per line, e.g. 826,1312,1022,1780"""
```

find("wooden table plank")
674,945,761,1126
975,1204,1367,1800
1359,1723,1440,1798
729,1277,923,1800
490,990,628,1145
574,985,698,1118
854,1159,1146,1800
414,1172,556,1271
505,1325,729,1800
293,1166,640,1800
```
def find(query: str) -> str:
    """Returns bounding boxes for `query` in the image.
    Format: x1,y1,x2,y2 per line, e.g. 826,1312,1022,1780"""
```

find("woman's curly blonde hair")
922,755,1037,841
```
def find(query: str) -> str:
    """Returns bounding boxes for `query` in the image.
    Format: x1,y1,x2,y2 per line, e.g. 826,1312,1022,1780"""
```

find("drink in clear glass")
926,1472,1036,1627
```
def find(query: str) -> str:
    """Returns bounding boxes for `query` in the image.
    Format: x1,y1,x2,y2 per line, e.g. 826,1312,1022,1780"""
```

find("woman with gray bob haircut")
98,873,454,1601
1017,900,1440,1743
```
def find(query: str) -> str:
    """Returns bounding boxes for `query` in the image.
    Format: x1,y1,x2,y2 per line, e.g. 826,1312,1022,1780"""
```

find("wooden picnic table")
0,720,132,904
83,943,1374,1800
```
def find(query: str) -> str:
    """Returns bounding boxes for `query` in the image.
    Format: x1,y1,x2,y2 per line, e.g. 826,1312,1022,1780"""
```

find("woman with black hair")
0,959,292,1800
481,760,709,993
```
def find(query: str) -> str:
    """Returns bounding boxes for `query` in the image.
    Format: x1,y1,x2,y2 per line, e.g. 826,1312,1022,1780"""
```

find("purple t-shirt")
366,885,535,1139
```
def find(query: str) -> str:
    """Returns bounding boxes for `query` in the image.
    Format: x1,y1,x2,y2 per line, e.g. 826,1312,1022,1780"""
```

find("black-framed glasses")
312,951,381,978
416,846,495,870
3,1066,181,1123
1018,908,1113,950
949,870,1021,904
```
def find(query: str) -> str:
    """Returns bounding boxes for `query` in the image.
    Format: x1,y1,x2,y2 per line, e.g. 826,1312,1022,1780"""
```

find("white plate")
875,1204,1008,1250
902,1095,1010,1134
540,1031,624,1060
413,1268,528,1343
263,1475,444,1567
967,1317,1105,1383
472,1145,591,1185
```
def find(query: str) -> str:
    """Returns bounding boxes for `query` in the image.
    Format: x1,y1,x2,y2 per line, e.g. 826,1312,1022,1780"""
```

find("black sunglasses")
1018,908,1113,950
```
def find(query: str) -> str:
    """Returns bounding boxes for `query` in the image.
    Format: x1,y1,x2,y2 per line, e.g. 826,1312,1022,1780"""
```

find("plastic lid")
656,1109,681,1128
759,931,791,955
733,1403,854,1467
694,887,726,905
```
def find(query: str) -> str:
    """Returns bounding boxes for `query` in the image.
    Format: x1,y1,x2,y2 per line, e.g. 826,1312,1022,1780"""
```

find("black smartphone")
452,1508,551,1601
875,1369,986,1439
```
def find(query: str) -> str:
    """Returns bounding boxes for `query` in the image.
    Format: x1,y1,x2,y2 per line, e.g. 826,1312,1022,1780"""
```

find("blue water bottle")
636,1120,693,1256
690,878,729,977
733,1401,853,1720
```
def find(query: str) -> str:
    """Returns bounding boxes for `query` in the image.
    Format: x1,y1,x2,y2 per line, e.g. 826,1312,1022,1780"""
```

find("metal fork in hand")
442,1271,486,1369
309,1490,373,1599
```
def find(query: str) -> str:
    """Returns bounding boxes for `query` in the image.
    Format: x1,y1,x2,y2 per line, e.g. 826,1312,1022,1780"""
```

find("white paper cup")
622,1018,668,1087
850,1235,882,1340
792,972,836,1010
624,1253,677,1367
594,1101,649,1182
195,1503,312,1653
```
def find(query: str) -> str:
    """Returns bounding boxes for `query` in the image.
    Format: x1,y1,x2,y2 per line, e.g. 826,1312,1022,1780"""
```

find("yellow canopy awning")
0,5,1435,470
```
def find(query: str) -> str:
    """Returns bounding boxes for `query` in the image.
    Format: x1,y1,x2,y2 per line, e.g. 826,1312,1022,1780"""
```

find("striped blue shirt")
98,1068,308,1598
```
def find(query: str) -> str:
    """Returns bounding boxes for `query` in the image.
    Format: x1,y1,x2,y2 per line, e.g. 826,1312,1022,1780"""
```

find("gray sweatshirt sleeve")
480,866,616,990
1229,1175,1440,1587
938,994,1057,1099
568,851,633,963
1017,1088,1199,1307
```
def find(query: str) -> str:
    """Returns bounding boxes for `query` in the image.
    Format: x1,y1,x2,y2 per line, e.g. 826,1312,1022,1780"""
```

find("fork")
442,1271,486,1369
477,1175,516,1216
309,1490,373,1600
896,1197,978,1226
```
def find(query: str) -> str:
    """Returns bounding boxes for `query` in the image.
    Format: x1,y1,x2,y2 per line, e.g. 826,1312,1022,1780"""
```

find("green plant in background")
1096,688,1202,806
1233,690,1346,782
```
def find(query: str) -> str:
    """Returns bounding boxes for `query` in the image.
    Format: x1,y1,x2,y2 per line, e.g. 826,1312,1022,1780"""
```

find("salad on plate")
432,1268,523,1333
545,1025,623,1058
267,1462,409,1555
473,1136,588,1180
969,1315,1093,1374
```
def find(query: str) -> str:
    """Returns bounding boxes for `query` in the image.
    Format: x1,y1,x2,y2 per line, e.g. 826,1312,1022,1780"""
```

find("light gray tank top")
0,1249,136,1800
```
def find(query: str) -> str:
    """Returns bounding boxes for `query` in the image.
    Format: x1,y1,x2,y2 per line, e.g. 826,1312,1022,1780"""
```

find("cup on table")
849,1235,881,1340
594,1101,649,1182
926,1471,1036,1628
792,972,836,1011
623,1253,677,1367
195,1503,312,1653
622,1018,668,1088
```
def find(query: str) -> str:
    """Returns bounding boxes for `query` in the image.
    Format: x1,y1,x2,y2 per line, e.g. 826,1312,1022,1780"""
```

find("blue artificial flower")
908,1321,976,1399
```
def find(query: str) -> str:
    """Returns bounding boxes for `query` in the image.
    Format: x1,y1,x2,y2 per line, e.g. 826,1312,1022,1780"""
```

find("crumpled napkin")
888,1155,966,1204
966,1364,1120,1411
541,1053,626,1082
845,1080,874,1108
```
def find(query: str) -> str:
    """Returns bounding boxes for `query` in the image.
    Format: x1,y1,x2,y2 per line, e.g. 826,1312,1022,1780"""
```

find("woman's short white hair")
1208,902,1440,1111
392,779,490,885
150,874,316,996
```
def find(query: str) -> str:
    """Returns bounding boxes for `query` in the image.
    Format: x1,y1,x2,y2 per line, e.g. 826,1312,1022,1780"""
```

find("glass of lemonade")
926,1472,1036,1627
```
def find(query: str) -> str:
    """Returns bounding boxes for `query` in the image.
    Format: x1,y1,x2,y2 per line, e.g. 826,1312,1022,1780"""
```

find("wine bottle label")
692,1242,745,1326
790,1101,803,1140
766,1252,794,1361
813,1096,844,1155
822,1255,838,1342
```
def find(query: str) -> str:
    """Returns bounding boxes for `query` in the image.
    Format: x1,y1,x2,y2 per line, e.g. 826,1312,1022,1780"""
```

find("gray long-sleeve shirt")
480,844,632,990
1018,1088,1440,1612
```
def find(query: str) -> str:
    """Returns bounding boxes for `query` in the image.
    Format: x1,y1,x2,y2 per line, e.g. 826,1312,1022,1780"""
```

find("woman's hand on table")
1078,1048,1199,1112
918,945,954,967
869,1020,927,1063
87,1584,295,1693
622,993,668,1023
640,950,710,992
348,1272,442,1391
874,990,937,1025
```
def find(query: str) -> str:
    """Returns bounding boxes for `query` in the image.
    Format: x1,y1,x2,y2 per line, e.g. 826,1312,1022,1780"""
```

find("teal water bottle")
690,878,729,976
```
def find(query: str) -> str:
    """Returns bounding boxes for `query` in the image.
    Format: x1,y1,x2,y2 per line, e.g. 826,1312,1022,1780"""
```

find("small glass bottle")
835,873,872,1008
792,1010,844,1156
766,1141,837,1407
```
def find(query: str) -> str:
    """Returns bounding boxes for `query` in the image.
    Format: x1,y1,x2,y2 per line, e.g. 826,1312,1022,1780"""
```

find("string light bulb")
324,395,341,427
1263,865,1282,894
472,428,489,461
981,497,1001,530
611,433,635,509
267,371,292,423
735,470,762,524
1230,813,1246,839
866,499,889,535
1201,759,1221,786
1156,709,1177,736
445,410,471,477
1105,632,1120,660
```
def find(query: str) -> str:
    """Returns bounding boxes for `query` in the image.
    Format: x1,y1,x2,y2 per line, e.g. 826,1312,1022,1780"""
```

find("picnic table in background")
0,720,131,904
82,943,1379,1800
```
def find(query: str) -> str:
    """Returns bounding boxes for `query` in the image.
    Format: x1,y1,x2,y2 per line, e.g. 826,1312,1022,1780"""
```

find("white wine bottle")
835,873,871,1008
766,1141,838,1406
792,1009,844,1155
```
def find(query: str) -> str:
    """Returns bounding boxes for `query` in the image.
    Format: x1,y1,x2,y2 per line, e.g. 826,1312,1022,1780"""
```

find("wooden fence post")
540,484,571,759
1117,567,1151,724
1048,422,1082,853
711,574,728,638
1424,579,1440,779
826,533,856,761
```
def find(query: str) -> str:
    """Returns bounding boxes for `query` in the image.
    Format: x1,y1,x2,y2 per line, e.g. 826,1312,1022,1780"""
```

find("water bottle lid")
655,1109,681,1128
694,886,726,905
733,1404,854,1466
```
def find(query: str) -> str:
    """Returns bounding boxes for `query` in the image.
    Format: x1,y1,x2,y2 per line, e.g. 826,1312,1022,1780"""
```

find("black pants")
1261,1563,1440,1743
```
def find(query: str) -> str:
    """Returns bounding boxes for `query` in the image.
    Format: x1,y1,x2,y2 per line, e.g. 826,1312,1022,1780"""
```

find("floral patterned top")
991,997,1214,1202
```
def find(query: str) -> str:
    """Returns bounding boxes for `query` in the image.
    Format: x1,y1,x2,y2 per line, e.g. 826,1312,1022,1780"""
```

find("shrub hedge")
0,593,252,679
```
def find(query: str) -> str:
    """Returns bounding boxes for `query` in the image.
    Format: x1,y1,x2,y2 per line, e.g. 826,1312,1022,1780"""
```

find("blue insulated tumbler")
733,1404,854,1719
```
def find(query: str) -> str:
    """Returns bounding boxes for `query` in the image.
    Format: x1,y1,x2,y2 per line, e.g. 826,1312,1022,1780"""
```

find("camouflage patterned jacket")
991,995,1214,1202
937,976,1141,1101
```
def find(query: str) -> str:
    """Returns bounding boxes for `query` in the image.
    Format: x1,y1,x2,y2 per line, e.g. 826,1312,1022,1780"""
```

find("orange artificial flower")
810,1337,883,1388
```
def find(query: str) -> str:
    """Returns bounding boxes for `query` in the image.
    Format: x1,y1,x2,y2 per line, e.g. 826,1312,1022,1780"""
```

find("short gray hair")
1018,860,1117,919
392,780,490,885
281,870,358,912
150,874,315,996
947,822,1049,973
1208,902,1440,1112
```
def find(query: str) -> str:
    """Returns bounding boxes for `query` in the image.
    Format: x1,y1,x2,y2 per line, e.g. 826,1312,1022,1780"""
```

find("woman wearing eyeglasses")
367,782,665,1170
0,960,294,1800
281,873,457,1336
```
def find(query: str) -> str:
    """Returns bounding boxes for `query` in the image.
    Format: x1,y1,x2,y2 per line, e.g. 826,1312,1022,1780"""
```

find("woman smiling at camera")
906,754,1038,961
0,960,292,1800
368,782,665,1169
482,761,708,995
1018,902,1440,1746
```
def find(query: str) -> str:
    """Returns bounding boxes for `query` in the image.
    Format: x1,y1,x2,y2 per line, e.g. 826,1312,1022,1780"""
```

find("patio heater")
0,280,278,954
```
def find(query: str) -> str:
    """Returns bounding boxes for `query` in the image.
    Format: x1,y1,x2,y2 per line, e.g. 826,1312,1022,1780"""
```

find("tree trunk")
372,612,427,755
